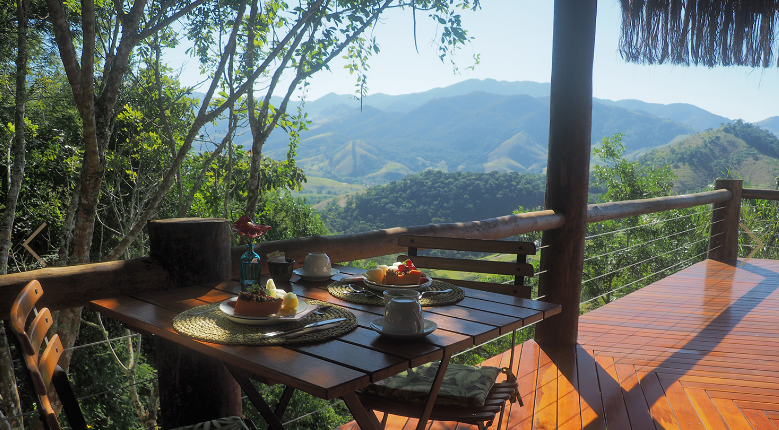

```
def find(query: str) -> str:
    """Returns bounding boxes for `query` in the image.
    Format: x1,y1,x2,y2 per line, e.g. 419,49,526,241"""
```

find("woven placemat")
327,280,464,306
172,299,357,345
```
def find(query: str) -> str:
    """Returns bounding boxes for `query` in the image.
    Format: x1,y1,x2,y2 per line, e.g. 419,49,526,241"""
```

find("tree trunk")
0,2,30,428
0,0,29,274
534,0,597,349
1,323,22,430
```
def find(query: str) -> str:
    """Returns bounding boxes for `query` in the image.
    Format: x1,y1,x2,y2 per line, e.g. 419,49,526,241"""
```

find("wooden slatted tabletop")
90,265,561,429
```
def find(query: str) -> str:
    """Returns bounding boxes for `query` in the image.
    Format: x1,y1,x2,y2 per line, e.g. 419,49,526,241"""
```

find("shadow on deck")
335,258,779,429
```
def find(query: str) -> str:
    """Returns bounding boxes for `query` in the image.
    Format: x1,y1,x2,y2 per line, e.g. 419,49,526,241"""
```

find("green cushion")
171,416,250,430
363,362,501,407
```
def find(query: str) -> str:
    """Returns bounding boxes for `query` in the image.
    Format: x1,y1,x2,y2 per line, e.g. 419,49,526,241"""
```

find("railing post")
148,218,241,428
707,179,742,265
534,0,597,349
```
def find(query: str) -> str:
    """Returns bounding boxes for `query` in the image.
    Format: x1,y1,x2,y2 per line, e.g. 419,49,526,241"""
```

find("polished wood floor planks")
334,259,779,429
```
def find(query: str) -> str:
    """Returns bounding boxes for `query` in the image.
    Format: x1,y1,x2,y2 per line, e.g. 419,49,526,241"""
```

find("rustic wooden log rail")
0,182,767,320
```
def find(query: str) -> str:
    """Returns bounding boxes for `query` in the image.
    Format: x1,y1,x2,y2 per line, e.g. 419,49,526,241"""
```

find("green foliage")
255,189,328,242
69,309,158,429
320,170,545,234
639,121,779,192
739,198,779,261
722,119,779,158
583,133,710,310
242,383,352,430
592,133,675,202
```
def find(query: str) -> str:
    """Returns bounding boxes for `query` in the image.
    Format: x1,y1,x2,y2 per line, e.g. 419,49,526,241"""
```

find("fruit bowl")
362,276,433,292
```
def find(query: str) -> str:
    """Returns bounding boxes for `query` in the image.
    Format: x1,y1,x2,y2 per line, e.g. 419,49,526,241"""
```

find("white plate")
293,268,339,281
219,299,311,325
363,275,433,292
370,318,437,339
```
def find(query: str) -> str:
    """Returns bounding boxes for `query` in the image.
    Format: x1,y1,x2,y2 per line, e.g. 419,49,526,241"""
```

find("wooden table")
90,266,561,429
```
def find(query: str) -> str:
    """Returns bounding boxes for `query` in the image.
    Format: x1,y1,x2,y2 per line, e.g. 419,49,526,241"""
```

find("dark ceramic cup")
267,258,295,283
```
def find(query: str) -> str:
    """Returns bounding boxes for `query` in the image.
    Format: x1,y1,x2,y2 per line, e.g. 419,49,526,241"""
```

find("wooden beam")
742,188,779,200
534,0,597,349
708,179,742,266
586,190,732,223
237,210,565,278
0,258,168,319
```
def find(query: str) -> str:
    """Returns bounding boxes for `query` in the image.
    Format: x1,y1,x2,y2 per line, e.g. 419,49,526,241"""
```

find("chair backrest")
10,280,87,430
398,235,536,298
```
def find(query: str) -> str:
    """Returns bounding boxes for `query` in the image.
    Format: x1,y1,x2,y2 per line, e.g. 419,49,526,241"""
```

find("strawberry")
397,264,406,272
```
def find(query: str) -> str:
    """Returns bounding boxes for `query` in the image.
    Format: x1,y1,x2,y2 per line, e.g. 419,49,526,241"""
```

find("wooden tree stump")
148,218,241,428
149,218,231,288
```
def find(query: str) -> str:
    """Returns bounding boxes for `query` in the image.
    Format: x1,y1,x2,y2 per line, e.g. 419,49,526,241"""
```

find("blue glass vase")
240,242,261,290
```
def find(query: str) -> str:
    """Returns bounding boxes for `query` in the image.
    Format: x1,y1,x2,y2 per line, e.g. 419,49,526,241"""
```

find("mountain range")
201,79,779,186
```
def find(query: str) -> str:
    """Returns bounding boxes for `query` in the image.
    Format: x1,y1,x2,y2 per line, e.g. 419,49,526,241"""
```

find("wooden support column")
534,0,597,349
147,218,241,429
707,179,742,265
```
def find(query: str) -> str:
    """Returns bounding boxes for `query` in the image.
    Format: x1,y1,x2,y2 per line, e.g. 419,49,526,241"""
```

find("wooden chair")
356,235,536,429
10,280,257,430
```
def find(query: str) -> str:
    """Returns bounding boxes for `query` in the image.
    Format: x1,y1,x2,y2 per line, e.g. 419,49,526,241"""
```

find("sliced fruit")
280,292,298,310
366,268,384,283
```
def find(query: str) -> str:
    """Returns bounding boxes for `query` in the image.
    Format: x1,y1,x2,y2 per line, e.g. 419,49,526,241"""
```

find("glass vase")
240,242,261,290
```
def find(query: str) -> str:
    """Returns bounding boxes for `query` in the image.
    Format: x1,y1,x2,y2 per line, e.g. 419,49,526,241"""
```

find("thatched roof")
620,0,779,67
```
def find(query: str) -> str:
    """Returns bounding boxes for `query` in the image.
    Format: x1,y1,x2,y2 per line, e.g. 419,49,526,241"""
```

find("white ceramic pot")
303,253,331,276
383,297,423,334
382,289,421,306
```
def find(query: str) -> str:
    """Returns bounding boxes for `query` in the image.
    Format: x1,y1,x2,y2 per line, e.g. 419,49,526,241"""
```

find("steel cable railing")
580,205,715,309
583,235,711,285
581,247,714,306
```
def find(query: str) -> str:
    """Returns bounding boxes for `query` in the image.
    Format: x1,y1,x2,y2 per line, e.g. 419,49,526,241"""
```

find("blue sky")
168,1,779,123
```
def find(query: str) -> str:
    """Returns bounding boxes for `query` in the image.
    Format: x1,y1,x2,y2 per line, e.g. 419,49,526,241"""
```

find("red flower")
232,215,271,239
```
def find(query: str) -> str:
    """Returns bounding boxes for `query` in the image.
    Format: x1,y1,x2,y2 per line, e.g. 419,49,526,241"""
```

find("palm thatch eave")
620,0,779,68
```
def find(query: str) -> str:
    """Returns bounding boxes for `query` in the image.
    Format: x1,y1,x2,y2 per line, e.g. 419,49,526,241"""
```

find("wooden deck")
334,258,779,429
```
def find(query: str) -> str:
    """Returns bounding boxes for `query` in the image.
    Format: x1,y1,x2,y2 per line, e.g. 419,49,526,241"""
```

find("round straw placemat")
173,299,356,345
327,279,464,306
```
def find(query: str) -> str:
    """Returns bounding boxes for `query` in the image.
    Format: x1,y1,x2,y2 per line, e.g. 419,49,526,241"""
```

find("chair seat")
356,362,520,426
171,416,253,430
356,380,519,425
360,362,503,407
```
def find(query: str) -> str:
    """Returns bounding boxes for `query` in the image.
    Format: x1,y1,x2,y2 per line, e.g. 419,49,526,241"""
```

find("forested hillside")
319,170,546,233
639,120,779,191
261,91,698,183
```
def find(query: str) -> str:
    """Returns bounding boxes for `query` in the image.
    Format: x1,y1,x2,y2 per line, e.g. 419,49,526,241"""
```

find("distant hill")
639,120,779,192
595,99,730,131
266,91,698,180
757,116,779,136
319,170,546,234
303,79,552,116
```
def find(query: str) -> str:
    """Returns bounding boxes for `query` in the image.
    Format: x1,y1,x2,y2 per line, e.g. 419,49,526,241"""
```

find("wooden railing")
0,180,770,320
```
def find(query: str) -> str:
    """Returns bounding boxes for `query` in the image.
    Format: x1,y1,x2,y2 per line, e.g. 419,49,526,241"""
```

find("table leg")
275,386,295,419
226,365,286,430
415,351,453,430
342,392,382,430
